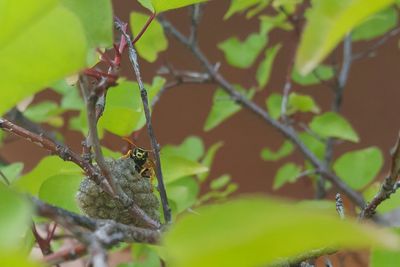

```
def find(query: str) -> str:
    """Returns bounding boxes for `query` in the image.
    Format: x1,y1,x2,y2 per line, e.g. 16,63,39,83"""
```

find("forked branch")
115,17,171,224
361,131,400,219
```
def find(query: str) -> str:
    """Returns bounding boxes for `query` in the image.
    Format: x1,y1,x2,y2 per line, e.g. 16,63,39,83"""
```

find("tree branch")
352,27,400,61
0,118,160,229
272,247,336,267
157,16,366,207
43,243,87,266
79,75,117,194
34,198,161,243
34,197,161,265
189,4,203,44
320,34,353,199
361,130,400,219
115,17,171,224
152,65,211,107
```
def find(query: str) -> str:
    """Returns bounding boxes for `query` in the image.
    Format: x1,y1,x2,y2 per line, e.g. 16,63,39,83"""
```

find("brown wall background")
1,1,400,265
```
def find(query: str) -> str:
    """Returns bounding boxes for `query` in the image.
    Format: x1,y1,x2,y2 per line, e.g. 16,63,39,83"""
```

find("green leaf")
370,248,400,267
130,12,167,62
204,87,255,131
298,132,326,160
333,147,383,190
224,0,267,19
51,79,74,95
218,33,267,69
148,76,166,102
99,80,143,136
126,244,161,267
167,177,199,214
99,78,164,135
287,93,320,114
101,107,143,137
296,199,336,211
0,185,32,250
261,141,294,161
352,7,398,41
272,0,302,14
256,44,281,88
60,0,113,48
0,252,43,267
210,175,231,190
69,109,89,135
14,156,81,195
198,141,224,182
0,0,88,115
309,112,359,142
198,183,239,205
162,155,208,184
292,65,334,86
137,0,155,12
246,0,271,18
138,0,209,13
23,101,62,123
295,0,394,75
102,147,122,158
163,197,399,267
266,93,283,120
259,14,293,31
20,229,35,256
273,163,302,190
0,163,24,185
61,89,84,110
162,136,204,162
39,174,83,213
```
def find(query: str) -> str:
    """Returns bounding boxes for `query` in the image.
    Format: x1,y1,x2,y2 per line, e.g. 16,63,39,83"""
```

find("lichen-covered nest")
76,157,160,227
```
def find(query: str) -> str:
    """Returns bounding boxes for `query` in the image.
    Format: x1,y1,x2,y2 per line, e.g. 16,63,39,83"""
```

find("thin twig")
158,16,366,208
31,223,58,262
0,117,114,195
43,243,87,265
320,35,353,199
152,65,211,107
5,108,60,144
0,118,160,229
361,130,400,219
34,197,160,265
132,12,156,44
115,17,171,223
79,75,117,194
189,4,203,44
352,27,400,61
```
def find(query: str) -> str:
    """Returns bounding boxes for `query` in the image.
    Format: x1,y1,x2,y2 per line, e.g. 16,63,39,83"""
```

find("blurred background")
1,1,399,265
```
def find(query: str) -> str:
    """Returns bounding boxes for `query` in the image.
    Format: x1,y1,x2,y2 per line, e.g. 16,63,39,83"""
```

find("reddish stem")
43,243,87,265
132,12,156,44
96,48,114,67
46,223,58,243
84,69,117,83
32,224,53,256
114,22,128,66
